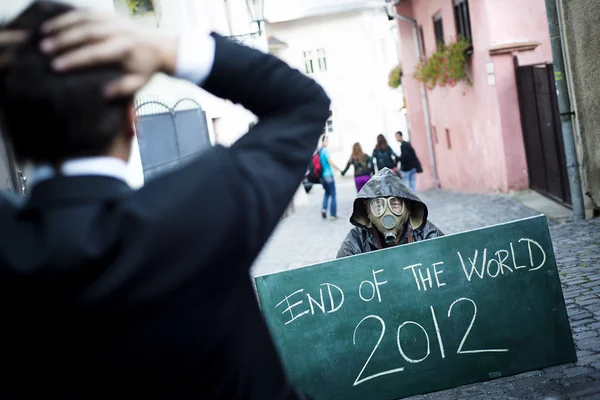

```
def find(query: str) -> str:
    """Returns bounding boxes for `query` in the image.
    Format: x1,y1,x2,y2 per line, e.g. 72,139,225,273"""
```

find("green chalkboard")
255,215,576,400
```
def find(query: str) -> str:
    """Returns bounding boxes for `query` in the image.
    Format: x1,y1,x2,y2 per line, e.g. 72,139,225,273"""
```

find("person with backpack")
341,142,372,192
306,146,323,184
319,135,340,220
371,134,398,174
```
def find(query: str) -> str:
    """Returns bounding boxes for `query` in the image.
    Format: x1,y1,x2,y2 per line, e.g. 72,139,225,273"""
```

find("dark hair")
395,131,403,137
322,135,328,143
0,1,131,165
375,134,388,151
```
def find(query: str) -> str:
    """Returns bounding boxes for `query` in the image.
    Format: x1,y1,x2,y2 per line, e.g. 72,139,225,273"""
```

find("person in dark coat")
0,2,328,399
395,131,422,192
337,168,443,258
371,134,398,173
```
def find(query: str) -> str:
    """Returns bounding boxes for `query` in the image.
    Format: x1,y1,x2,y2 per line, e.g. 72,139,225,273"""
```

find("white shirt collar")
33,157,129,186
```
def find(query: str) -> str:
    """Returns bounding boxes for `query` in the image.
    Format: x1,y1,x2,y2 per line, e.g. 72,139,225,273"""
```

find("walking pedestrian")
395,131,423,193
341,142,372,192
320,135,341,220
372,134,398,174
0,1,329,398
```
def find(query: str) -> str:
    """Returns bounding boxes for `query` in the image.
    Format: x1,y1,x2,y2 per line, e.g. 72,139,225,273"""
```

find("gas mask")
367,197,410,246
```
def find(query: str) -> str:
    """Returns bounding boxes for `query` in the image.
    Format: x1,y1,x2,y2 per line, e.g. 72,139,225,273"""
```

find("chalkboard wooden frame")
255,215,576,400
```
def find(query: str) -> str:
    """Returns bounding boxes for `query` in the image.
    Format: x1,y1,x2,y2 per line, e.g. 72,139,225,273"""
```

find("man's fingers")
52,38,129,71
41,9,108,34
105,74,147,98
41,23,119,54
0,30,28,45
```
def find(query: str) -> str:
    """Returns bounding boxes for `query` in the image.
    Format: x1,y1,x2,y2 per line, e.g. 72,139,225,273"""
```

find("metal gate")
514,59,571,205
135,96,211,181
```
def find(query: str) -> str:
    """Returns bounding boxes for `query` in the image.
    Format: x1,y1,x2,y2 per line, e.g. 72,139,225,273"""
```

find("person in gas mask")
336,167,443,258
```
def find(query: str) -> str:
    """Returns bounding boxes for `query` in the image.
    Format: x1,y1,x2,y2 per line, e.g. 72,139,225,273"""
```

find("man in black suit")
395,130,422,193
0,1,329,398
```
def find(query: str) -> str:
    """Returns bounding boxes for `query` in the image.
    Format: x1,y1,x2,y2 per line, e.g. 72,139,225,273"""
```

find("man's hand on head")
0,30,28,68
39,10,178,98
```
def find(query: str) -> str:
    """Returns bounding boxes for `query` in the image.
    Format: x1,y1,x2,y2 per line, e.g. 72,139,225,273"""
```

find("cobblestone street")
252,177,600,399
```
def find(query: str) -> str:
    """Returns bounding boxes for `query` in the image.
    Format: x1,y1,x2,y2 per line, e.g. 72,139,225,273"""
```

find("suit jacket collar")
33,157,129,186
25,175,132,210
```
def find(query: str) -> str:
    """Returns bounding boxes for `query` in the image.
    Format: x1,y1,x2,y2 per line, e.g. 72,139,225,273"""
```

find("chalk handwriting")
518,238,546,271
510,242,528,270
359,269,388,303
448,298,509,354
458,238,547,282
276,283,345,325
433,262,446,288
430,306,445,359
353,315,405,386
418,268,432,291
458,249,486,281
404,263,446,291
495,250,513,275
275,289,310,325
322,283,345,313
306,288,326,314
397,321,430,363
404,263,422,291
350,297,508,387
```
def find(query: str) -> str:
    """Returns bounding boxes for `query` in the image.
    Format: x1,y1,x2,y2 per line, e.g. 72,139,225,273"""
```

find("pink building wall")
396,0,552,193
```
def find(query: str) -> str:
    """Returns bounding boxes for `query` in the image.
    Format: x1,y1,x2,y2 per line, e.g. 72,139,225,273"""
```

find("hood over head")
350,167,429,230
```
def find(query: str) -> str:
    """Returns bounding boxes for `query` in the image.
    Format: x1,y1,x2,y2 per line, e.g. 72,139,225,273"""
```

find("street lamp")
246,0,265,23
226,0,265,45
246,0,265,34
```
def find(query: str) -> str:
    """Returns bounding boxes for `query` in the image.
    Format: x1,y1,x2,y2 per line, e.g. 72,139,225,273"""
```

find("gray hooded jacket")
336,168,443,258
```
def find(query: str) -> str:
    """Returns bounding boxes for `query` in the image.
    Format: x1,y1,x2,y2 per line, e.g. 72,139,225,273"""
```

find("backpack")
307,149,323,183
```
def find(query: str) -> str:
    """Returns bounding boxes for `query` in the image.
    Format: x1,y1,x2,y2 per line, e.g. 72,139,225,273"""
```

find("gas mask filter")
367,197,409,246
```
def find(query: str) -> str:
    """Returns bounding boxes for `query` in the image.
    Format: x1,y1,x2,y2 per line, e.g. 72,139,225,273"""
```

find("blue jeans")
321,175,337,217
402,168,417,192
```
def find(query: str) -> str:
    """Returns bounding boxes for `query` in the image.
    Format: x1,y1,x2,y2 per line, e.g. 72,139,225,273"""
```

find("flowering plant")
388,65,403,89
414,37,472,89
126,0,153,15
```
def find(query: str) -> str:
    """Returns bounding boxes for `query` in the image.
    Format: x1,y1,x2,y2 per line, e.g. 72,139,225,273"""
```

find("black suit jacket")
0,34,330,399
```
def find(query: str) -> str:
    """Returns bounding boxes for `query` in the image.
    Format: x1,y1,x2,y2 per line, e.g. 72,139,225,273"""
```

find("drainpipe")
544,0,585,220
386,8,439,189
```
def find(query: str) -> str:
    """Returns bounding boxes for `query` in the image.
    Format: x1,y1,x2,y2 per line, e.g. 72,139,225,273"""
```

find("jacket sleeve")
423,221,444,239
341,159,351,176
125,34,331,265
399,143,408,164
390,148,398,164
365,155,373,173
371,151,377,173
336,228,365,259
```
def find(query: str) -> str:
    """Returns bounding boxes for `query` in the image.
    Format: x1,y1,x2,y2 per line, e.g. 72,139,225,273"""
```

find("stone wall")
561,0,600,216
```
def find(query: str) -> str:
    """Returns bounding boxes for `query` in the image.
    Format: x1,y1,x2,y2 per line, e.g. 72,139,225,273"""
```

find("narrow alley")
253,178,600,399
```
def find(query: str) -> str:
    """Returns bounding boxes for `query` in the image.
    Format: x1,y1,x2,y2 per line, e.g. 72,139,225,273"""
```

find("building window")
304,49,328,74
454,0,473,44
317,48,327,72
445,128,451,149
433,13,444,48
303,51,314,74
419,25,426,57
322,118,333,135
